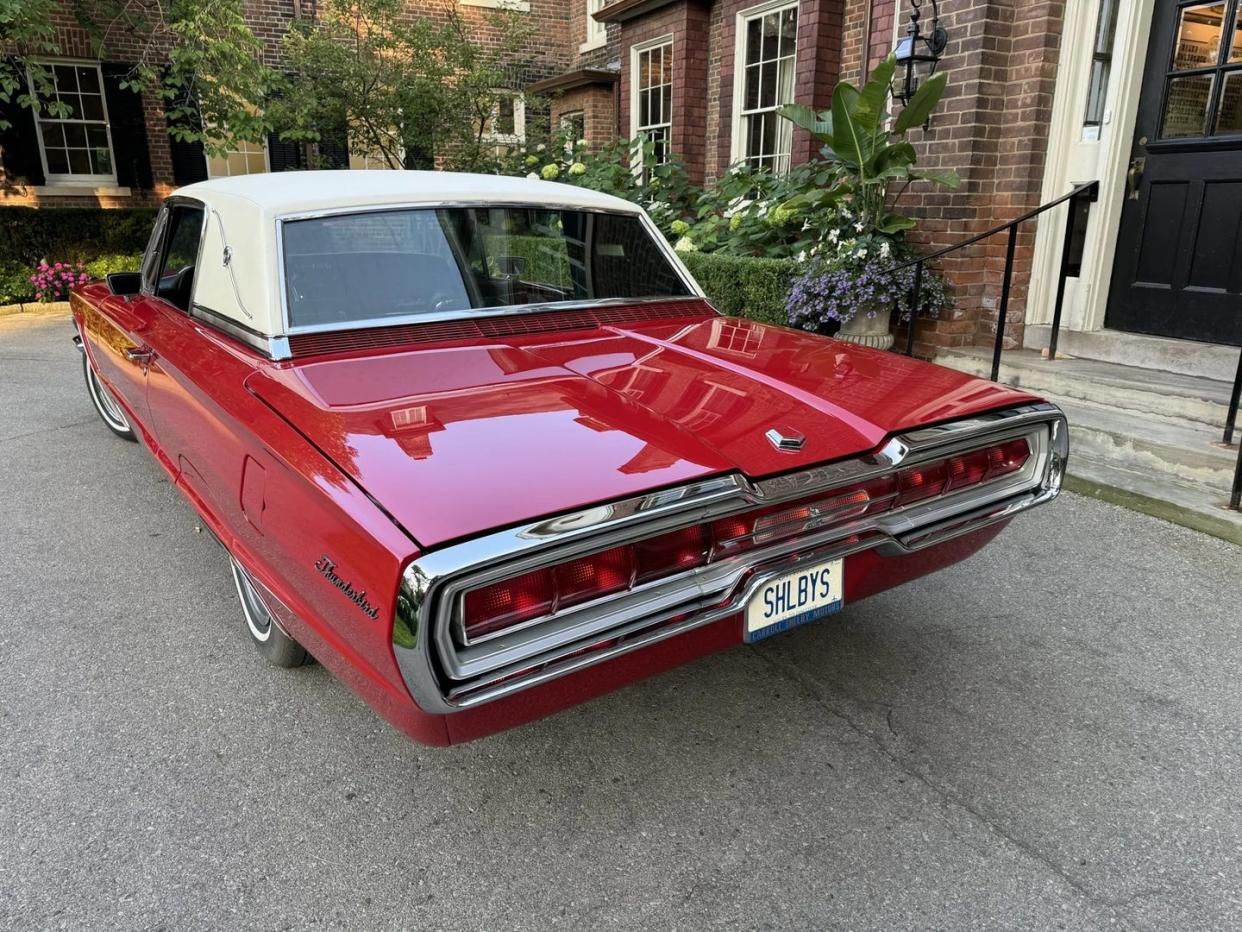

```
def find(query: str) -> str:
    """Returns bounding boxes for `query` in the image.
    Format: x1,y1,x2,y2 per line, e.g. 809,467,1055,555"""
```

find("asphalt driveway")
3,309,1241,931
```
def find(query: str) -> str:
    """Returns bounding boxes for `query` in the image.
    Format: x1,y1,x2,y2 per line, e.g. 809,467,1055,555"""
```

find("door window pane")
1163,72,1215,136
1216,69,1242,133
1230,6,1242,61
1172,2,1226,70
1084,0,1122,125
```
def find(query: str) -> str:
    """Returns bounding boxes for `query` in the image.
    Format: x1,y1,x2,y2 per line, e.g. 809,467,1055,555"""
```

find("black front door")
1106,0,1242,346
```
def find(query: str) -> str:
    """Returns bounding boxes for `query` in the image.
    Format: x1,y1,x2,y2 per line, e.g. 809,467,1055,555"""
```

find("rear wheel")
229,558,311,668
82,352,136,441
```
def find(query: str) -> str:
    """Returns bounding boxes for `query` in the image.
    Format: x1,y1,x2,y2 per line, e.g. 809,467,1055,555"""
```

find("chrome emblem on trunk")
765,427,806,452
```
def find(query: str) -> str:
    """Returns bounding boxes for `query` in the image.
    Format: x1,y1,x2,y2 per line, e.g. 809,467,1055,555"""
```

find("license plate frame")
744,558,844,643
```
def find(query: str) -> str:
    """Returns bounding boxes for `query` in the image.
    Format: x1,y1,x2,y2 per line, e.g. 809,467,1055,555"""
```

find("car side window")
154,205,206,313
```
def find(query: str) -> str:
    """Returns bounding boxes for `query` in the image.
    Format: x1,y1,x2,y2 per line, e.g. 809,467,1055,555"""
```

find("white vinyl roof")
175,170,643,219
175,171,653,340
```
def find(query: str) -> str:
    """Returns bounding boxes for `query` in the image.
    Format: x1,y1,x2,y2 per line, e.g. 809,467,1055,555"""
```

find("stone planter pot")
835,303,894,351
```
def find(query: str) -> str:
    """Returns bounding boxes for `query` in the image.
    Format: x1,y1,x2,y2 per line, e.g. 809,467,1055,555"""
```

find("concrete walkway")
3,311,1241,930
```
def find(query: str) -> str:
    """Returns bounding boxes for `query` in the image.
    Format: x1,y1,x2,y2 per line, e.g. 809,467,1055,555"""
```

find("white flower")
796,250,808,263
854,221,864,232
827,229,839,243
536,143,546,152
674,236,698,253
577,139,587,148
879,241,891,259
526,172,540,180
801,220,812,231
724,196,753,218
856,248,867,259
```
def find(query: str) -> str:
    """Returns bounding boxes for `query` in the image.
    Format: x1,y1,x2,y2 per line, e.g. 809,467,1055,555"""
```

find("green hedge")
0,206,157,266
0,206,155,305
680,251,800,326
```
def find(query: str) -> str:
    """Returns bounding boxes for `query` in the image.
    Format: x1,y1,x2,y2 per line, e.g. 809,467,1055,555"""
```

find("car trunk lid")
248,316,1037,547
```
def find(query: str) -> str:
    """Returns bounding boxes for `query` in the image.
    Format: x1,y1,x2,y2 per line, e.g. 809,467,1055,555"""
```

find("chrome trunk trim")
393,403,1069,713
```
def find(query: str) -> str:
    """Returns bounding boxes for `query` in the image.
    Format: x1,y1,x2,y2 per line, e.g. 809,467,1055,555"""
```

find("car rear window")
280,207,692,329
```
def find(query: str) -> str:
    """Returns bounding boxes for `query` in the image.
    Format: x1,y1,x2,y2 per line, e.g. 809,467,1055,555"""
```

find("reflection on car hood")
248,316,1038,547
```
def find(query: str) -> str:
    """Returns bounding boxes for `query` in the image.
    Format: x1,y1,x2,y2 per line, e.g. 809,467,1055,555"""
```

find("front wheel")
229,558,311,668
82,352,136,441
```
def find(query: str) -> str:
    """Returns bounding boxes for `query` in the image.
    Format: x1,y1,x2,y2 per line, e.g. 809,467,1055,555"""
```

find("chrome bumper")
393,403,1069,713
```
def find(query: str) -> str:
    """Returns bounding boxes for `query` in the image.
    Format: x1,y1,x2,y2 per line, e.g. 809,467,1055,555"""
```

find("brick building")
0,0,574,209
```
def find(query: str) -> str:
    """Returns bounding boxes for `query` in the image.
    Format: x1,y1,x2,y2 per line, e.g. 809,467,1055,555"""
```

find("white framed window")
582,0,608,51
730,0,799,172
26,61,117,184
205,138,269,178
482,93,526,145
631,36,673,181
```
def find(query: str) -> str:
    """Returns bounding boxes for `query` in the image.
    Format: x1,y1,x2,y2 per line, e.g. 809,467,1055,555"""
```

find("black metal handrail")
1226,345,1241,511
887,179,1100,379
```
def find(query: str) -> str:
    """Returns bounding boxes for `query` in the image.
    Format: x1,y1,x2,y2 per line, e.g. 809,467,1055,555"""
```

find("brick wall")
549,86,619,150
840,0,1063,356
616,2,712,184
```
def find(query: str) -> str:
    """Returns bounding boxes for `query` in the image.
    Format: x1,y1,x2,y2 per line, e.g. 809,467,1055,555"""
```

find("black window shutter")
164,75,208,185
100,63,153,189
0,57,46,186
267,132,305,172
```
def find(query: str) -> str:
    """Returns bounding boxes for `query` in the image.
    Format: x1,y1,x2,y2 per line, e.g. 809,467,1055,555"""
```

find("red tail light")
463,568,554,639
462,434,1034,641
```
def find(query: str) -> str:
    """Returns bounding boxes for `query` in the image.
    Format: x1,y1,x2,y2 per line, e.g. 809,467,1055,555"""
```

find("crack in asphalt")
0,418,95,446
748,645,1150,926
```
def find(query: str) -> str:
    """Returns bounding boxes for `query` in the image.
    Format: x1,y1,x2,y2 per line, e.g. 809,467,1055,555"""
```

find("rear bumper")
391,402,1067,737
395,521,1009,745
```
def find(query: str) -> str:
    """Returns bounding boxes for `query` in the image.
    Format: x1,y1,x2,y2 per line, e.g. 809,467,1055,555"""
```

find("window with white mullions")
633,39,673,181
27,62,117,183
734,2,798,173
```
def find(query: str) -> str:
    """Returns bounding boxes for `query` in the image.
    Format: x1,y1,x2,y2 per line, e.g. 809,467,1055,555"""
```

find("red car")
73,172,1067,746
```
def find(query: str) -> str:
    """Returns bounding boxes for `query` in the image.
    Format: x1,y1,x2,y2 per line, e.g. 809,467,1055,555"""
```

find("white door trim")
1026,0,1156,337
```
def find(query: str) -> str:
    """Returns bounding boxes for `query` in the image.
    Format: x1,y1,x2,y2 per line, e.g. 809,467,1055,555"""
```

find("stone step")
1025,325,1240,383
1054,397,1239,495
1063,453,1242,547
934,345,1235,430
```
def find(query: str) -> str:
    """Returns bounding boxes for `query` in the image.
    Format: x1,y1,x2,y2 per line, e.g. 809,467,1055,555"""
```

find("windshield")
281,207,692,329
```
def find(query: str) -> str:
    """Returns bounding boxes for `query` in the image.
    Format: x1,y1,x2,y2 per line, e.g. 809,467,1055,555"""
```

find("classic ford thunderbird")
73,172,1067,745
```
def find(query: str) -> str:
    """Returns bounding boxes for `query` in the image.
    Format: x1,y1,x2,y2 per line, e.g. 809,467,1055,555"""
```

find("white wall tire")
229,558,311,668
82,353,136,441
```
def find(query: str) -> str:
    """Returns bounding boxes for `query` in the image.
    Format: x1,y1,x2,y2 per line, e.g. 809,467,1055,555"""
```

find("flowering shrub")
30,261,89,303
672,161,841,259
786,221,951,333
499,132,696,239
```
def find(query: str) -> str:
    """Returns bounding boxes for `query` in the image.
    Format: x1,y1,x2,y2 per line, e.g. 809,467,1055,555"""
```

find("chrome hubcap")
87,363,130,432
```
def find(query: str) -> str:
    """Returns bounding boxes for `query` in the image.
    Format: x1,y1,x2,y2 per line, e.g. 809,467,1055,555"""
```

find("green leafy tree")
269,0,533,171
0,0,274,155
779,54,960,234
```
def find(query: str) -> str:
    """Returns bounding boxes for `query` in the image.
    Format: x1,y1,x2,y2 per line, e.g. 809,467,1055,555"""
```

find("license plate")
744,558,844,642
